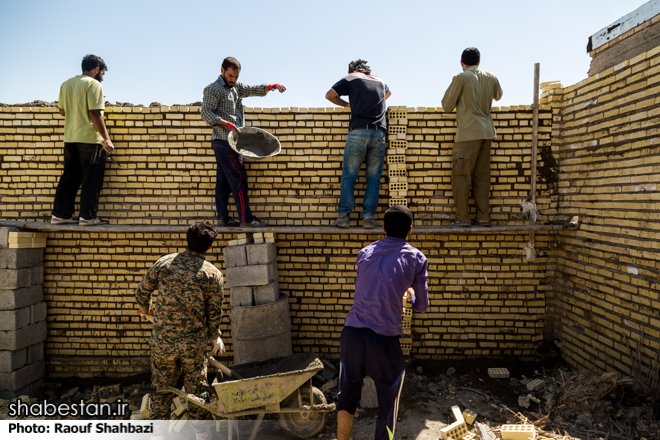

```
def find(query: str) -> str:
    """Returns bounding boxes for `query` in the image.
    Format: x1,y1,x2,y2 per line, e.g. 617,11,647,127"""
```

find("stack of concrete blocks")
224,233,279,307
224,232,293,364
0,228,47,399
387,108,408,208
400,294,413,356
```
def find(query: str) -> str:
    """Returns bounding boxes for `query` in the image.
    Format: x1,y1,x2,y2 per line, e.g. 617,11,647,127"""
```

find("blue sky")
0,0,646,108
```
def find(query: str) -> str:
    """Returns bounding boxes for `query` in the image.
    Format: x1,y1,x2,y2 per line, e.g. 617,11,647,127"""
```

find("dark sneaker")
51,215,77,225
332,214,350,228
471,218,492,227
217,216,239,227
447,220,471,228
363,218,379,229
79,217,109,226
240,217,268,228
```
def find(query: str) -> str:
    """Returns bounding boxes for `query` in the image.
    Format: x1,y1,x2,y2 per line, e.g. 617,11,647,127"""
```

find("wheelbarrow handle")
138,386,157,393
208,355,243,380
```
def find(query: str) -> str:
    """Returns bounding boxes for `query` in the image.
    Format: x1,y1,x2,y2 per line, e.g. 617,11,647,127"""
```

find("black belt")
349,124,386,133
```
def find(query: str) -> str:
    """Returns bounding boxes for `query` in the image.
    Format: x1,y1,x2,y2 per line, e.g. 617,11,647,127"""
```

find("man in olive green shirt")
52,54,114,226
442,47,503,227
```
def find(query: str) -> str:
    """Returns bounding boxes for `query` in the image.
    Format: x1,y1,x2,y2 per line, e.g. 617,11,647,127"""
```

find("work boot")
363,217,379,229
447,220,471,228
79,217,109,226
332,214,350,228
51,215,78,225
217,216,239,227
240,217,268,228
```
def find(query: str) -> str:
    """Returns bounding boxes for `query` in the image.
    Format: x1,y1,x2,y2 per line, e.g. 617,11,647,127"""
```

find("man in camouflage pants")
136,221,224,439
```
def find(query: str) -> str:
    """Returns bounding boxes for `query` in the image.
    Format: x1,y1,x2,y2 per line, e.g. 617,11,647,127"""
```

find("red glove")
226,122,240,132
268,84,286,93
138,308,154,322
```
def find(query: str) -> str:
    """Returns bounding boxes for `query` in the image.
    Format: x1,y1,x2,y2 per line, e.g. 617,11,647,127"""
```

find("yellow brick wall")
0,105,554,225
548,46,660,376
40,230,553,377
0,101,559,376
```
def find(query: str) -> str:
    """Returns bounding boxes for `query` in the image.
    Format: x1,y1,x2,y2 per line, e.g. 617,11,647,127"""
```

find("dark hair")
222,57,241,71
461,47,480,66
81,54,107,73
186,221,217,253
348,59,371,74
384,205,413,239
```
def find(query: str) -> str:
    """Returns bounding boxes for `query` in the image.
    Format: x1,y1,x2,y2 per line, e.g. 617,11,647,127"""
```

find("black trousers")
52,142,106,220
211,139,254,223
337,326,406,440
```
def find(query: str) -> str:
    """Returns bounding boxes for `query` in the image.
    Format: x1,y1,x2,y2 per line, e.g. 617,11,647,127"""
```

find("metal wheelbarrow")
146,352,335,439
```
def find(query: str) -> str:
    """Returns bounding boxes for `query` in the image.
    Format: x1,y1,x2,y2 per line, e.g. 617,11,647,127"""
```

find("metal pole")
526,63,540,261
530,63,540,224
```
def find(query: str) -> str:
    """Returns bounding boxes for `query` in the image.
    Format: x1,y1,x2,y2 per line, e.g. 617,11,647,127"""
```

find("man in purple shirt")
337,205,429,440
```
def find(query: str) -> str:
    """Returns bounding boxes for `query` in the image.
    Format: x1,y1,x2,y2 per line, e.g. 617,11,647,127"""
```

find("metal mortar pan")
227,127,281,159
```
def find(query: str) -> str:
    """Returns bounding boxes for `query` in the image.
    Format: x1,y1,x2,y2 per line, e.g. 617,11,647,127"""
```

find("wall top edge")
0,221,565,235
589,0,660,51
0,104,551,114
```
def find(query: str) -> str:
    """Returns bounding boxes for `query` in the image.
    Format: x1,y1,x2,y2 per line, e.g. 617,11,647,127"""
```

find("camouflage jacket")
135,250,224,350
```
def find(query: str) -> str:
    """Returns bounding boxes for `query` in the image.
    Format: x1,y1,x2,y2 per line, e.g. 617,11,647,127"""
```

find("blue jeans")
338,129,386,219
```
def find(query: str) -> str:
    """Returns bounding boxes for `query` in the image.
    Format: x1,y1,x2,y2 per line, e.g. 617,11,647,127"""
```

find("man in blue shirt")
337,205,429,440
326,59,391,229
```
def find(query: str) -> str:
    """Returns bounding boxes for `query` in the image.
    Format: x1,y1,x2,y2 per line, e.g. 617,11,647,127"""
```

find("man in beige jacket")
442,47,503,227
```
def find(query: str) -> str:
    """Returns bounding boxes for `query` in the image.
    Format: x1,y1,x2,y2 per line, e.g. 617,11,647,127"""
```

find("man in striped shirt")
201,57,285,228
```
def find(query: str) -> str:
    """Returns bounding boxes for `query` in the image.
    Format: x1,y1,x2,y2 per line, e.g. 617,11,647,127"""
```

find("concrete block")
230,287,253,307
0,321,47,351
0,308,31,331
0,268,32,290
0,360,44,391
30,302,47,324
526,379,546,391
26,343,44,364
246,243,276,265
360,376,378,408
140,393,151,418
0,349,27,372
500,424,536,440
225,262,276,287
0,248,43,269
253,281,279,305
451,405,464,422
487,368,509,378
463,408,477,425
31,266,43,285
440,420,468,440
0,285,43,310
0,228,20,249
222,245,247,268
0,378,41,400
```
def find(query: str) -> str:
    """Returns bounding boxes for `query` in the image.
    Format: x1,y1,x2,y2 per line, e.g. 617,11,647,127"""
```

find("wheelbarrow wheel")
278,386,327,439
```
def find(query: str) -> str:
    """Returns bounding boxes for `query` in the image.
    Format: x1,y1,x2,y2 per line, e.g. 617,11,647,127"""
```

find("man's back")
442,67,503,142
331,72,389,128
137,251,224,348
59,75,104,144
345,236,428,336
